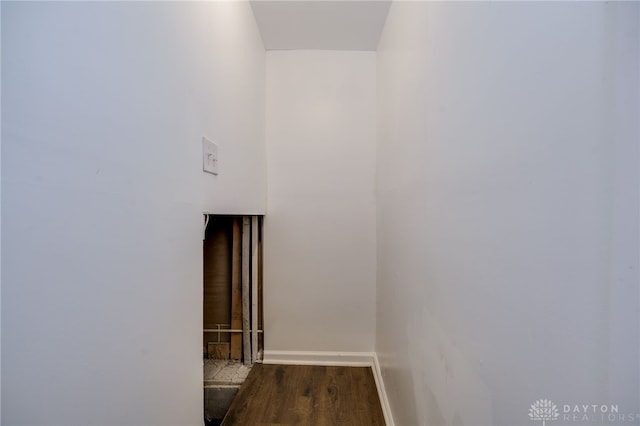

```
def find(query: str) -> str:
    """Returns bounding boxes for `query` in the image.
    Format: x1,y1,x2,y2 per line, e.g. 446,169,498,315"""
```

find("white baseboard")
261,350,394,426
372,353,394,426
262,350,374,366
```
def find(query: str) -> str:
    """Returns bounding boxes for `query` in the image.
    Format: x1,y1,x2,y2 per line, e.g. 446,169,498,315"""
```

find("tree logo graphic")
529,399,559,426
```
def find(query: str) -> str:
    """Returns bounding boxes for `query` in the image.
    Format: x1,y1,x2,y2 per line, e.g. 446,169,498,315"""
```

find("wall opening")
202,215,263,426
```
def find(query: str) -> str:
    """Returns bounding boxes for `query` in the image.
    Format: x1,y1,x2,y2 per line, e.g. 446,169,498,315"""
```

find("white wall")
608,3,640,410
264,51,377,353
376,2,639,425
0,3,3,419
1,2,265,425
0,4,2,424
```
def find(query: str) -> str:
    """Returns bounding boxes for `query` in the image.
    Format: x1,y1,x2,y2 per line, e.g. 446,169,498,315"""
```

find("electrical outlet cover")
203,137,218,175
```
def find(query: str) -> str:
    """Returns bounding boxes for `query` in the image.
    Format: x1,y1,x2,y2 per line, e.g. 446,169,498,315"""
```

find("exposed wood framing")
258,220,264,356
230,217,243,360
242,216,251,365
251,216,259,364
207,343,230,360
203,216,232,358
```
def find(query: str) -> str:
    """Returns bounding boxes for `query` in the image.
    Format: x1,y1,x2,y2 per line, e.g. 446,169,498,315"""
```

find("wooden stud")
251,216,259,364
230,217,242,360
258,217,264,354
242,216,251,365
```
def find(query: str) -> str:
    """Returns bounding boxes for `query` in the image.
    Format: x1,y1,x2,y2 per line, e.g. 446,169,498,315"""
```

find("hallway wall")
264,51,377,353
376,2,639,425
1,2,265,424
3,2,639,425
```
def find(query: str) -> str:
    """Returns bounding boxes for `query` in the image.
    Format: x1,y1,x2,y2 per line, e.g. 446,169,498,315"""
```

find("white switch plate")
202,137,218,175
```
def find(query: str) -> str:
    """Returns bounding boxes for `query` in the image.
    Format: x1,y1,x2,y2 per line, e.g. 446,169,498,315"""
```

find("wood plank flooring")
221,364,385,426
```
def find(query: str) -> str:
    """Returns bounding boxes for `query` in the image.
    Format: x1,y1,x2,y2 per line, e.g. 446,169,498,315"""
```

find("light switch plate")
202,137,218,175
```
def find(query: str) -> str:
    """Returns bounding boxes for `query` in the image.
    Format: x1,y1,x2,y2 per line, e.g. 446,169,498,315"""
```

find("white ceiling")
250,1,392,51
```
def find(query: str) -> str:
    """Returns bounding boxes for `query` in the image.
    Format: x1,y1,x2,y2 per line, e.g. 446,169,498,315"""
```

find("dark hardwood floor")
221,363,386,425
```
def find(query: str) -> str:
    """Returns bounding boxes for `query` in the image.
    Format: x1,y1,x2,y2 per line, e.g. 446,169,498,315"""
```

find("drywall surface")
0,3,3,421
1,2,265,425
376,2,639,425
250,0,390,51
0,4,3,420
264,51,377,352
608,3,640,411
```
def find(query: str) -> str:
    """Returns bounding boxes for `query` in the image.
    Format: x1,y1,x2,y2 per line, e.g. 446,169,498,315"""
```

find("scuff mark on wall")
408,307,492,426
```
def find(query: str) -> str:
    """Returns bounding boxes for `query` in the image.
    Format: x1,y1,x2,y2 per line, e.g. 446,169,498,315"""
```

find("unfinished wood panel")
207,343,230,360
241,216,251,364
203,217,232,357
230,217,243,360
221,364,385,426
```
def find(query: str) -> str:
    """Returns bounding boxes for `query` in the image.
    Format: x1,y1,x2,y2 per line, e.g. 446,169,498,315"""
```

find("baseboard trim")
372,353,395,426
261,350,394,426
262,350,374,366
